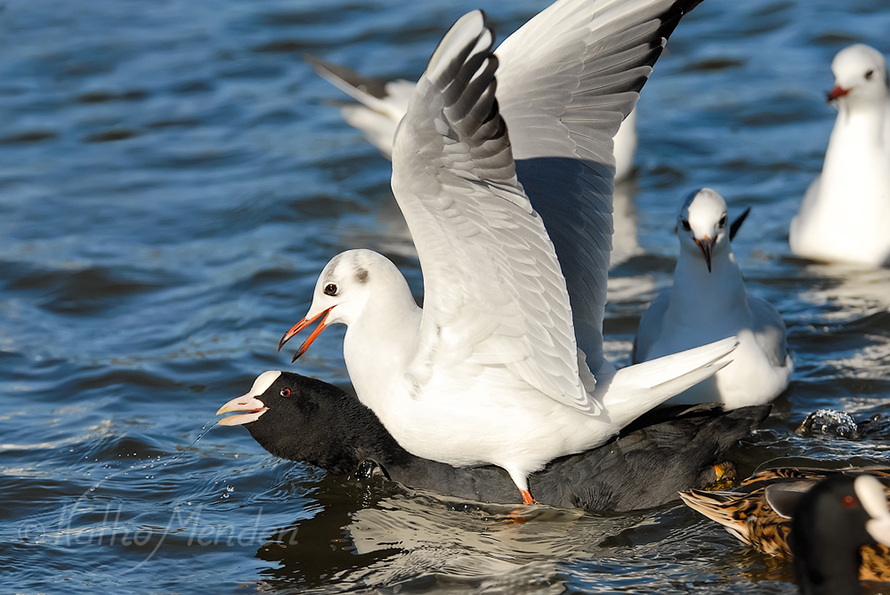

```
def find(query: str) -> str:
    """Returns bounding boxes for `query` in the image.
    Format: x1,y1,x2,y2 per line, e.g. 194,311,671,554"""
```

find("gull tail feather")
595,337,738,427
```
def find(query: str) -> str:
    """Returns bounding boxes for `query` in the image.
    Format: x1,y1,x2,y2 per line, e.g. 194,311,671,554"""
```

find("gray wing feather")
495,0,701,374
391,11,595,412
749,295,791,367
631,291,670,363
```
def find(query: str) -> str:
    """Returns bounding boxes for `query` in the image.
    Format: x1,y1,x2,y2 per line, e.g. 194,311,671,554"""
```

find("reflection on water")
260,487,645,594
797,264,890,320
2,0,890,593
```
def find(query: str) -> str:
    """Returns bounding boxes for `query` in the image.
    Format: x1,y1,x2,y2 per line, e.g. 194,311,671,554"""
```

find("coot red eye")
842,494,857,508
280,388,291,397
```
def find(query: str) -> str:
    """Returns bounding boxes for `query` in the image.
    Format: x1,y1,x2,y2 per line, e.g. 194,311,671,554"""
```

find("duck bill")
826,84,850,102
216,395,268,426
694,237,715,272
278,306,334,362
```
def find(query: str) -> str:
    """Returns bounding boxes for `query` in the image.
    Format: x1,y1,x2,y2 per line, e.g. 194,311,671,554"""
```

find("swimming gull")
789,44,890,267
633,188,792,408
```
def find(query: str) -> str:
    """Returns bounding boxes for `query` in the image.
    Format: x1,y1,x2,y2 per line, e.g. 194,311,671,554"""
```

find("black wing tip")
610,0,707,99
425,8,507,153
729,207,752,242
653,0,706,51
303,54,390,100
426,9,491,75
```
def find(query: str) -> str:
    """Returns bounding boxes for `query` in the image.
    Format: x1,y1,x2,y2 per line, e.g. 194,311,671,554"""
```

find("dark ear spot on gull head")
356,267,369,283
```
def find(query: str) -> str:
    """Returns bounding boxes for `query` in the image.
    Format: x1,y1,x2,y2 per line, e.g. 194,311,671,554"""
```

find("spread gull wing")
494,0,703,374
391,11,595,413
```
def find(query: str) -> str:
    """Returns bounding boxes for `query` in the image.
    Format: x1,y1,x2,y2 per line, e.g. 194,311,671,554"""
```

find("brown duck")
680,466,890,582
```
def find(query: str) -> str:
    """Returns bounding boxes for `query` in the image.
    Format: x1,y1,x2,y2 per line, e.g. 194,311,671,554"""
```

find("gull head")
677,188,731,273
828,44,889,106
279,249,404,361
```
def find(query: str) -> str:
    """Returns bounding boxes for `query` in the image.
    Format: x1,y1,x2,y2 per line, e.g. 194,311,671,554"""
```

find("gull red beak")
694,236,715,273
278,307,334,362
826,84,850,102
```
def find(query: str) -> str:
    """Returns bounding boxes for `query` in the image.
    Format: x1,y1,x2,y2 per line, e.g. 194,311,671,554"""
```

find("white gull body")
789,44,890,267
633,188,792,408
282,0,735,503
306,55,638,182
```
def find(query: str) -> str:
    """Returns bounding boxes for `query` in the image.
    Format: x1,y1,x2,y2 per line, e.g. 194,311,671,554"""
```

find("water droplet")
222,492,229,499
226,485,234,493
187,501,192,506
90,487,95,492
234,454,238,459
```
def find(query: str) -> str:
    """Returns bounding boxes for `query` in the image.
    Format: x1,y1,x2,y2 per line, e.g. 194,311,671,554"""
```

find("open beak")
826,84,850,102
278,306,334,362
694,236,716,272
216,394,268,426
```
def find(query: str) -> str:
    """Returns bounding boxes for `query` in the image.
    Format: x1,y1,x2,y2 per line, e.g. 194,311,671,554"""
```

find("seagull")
216,371,769,512
280,0,736,505
633,188,792,408
306,55,638,183
789,44,890,267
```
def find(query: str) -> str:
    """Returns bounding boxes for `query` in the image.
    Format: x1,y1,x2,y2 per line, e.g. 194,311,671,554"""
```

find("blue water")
2,0,890,592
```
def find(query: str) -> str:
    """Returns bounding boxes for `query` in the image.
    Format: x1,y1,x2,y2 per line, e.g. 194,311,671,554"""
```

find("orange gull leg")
520,489,539,506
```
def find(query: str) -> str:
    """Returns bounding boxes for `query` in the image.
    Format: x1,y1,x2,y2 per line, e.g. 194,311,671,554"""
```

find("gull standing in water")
280,0,736,504
633,188,792,408
305,55,639,183
790,44,890,267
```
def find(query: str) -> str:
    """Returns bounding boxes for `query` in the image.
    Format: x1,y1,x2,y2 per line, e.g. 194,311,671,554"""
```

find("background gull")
789,44,890,267
633,188,792,408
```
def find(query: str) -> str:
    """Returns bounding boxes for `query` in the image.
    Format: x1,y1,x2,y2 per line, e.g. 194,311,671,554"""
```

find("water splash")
80,416,223,497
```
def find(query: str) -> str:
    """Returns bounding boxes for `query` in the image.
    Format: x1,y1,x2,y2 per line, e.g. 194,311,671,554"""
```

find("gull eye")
719,215,727,227
324,283,338,296
865,69,874,80
680,219,691,231
280,388,291,397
